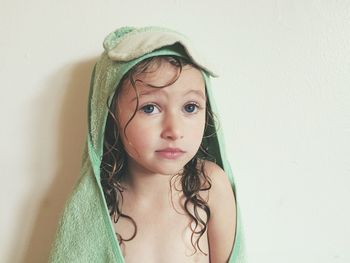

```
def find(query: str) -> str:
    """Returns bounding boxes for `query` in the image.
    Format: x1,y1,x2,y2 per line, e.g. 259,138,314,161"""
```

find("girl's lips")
157,147,185,152
155,148,185,159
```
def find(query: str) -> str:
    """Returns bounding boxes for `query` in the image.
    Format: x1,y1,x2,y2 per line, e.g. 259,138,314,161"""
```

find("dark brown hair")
100,55,217,255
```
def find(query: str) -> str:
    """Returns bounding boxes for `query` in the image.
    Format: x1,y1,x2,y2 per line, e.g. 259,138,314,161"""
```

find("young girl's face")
116,59,206,176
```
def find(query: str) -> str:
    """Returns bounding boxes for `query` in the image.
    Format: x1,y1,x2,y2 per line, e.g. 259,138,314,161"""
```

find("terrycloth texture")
49,26,246,263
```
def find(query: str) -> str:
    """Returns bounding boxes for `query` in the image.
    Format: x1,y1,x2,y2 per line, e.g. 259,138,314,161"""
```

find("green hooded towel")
49,26,246,263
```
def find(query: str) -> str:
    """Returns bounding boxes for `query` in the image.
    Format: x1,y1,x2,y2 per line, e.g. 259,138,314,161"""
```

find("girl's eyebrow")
130,89,206,102
185,90,206,100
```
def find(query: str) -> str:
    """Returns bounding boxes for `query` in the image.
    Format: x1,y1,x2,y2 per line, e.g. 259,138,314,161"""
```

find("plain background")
1,0,349,262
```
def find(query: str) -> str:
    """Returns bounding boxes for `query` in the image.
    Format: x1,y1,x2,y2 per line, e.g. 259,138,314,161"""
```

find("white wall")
1,1,349,262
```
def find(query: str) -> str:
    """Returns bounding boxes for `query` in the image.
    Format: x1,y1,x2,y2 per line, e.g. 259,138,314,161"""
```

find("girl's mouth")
155,148,186,159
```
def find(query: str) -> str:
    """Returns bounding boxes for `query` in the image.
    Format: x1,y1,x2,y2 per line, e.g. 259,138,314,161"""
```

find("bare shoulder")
202,160,237,263
202,160,236,204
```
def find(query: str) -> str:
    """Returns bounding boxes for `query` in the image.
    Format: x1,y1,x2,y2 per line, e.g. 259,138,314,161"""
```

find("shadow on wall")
14,58,98,263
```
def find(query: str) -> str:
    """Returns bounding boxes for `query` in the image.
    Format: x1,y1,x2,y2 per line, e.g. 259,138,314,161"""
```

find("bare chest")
112,195,210,263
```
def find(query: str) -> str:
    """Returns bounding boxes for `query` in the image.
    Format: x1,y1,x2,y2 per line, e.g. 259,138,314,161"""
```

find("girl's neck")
121,160,182,207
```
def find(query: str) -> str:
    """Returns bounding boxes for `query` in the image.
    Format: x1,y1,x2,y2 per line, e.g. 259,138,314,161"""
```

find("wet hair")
100,55,217,256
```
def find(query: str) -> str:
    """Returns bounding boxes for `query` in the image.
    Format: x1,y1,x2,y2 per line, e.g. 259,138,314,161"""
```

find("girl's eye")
184,103,199,113
140,104,160,114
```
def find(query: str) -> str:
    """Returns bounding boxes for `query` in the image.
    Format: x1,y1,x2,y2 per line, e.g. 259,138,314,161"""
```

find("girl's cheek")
127,129,152,147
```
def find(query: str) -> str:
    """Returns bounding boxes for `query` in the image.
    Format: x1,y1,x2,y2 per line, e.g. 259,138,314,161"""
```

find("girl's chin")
143,162,189,176
129,155,197,176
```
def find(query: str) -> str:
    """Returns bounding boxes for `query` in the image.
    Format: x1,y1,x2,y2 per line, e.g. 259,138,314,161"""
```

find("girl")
49,26,245,263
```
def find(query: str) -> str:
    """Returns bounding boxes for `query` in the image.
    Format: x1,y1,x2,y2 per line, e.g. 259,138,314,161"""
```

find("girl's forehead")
131,85,206,102
120,64,206,98
137,62,200,82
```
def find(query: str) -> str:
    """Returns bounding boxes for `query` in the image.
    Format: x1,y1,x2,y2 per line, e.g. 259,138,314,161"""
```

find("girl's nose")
161,113,184,140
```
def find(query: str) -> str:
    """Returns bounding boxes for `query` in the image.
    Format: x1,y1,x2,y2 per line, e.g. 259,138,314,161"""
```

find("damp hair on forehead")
100,55,219,256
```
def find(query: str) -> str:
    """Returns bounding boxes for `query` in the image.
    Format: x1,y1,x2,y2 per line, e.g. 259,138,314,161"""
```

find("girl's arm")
205,161,237,263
